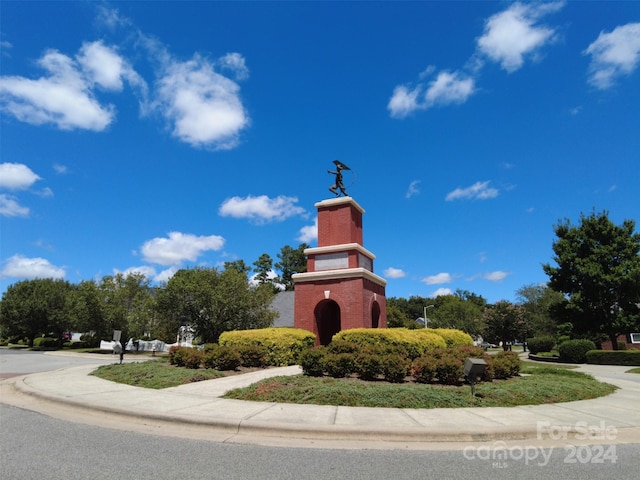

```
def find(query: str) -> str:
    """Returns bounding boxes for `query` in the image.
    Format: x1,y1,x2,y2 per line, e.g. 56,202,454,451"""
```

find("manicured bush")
488,351,520,379
410,330,448,352
203,345,241,371
322,353,353,378
411,356,438,383
559,339,597,363
354,352,383,380
219,328,315,366
435,354,464,385
333,328,445,359
299,347,327,377
236,344,268,368
426,328,474,347
169,346,193,366
586,350,640,366
326,338,360,355
33,337,58,348
184,350,203,369
527,336,556,355
381,354,411,383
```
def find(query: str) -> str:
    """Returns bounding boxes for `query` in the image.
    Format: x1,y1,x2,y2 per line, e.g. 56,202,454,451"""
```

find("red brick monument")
293,196,387,345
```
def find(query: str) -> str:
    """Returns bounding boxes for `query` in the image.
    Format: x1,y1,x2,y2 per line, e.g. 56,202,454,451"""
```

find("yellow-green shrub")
426,328,473,347
219,327,315,366
410,330,448,351
332,328,445,359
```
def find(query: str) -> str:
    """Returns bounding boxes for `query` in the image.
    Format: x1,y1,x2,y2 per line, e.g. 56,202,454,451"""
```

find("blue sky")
1,1,639,303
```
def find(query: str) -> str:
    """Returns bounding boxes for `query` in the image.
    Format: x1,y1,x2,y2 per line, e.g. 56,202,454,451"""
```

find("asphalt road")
1,349,639,479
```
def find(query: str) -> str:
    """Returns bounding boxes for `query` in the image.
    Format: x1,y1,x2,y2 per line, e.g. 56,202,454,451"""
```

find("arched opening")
315,300,341,346
371,301,380,328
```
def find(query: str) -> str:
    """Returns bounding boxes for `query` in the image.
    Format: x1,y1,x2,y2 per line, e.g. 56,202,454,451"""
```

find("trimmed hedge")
332,328,447,359
33,337,58,348
586,350,640,366
426,328,474,347
559,339,597,363
219,327,315,366
527,336,556,355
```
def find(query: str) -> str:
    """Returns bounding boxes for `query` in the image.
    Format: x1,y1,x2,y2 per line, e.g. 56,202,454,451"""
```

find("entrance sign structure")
293,196,387,345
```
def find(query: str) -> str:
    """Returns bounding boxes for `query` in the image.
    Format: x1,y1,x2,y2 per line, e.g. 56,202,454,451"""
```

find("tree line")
2,211,639,350
0,244,308,347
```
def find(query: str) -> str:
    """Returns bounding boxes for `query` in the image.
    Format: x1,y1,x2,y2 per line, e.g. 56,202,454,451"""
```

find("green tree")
224,260,251,275
275,243,309,291
97,273,154,343
252,253,280,293
482,301,527,350
70,280,107,346
542,211,640,349
516,284,566,338
0,279,73,347
386,304,416,328
430,294,484,337
155,267,277,343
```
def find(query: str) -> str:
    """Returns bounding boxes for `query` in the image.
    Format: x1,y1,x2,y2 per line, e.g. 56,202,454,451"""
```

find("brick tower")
293,197,387,345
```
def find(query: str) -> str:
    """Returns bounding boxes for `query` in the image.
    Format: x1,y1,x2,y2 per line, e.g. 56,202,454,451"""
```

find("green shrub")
527,336,556,355
203,345,241,371
559,339,597,363
586,350,640,366
488,351,520,379
354,352,383,380
322,353,353,378
617,341,627,351
410,330,448,352
33,337,58,348
381,354,411,383
184,350,203,369
219,328,315,366
333,328,445,359
411,356,438,383
169,346,193,366
326,338,360,355
236,344,267,367
299,347,327,377
435,354,464,385
426,328,474,347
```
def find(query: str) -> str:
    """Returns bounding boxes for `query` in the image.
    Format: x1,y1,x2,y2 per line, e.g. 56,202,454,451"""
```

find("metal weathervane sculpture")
328,159,351,197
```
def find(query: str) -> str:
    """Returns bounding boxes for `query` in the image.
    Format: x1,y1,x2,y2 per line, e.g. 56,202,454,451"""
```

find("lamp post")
423,305,434,329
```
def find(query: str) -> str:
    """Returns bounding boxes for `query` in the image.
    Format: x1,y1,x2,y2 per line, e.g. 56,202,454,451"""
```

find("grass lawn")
91,359,223,389
627,367,640,374
91,359,617,408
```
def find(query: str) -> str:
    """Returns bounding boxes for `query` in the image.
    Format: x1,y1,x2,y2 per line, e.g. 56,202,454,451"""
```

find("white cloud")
430,287,453,298
584,22,640,89
477,1,563,72
53,163,68,174
445,181,499,201
484,270,510,281
388,85,421,118
156,54,249,149
405,180,421,199
297,217,318,243
425,71,475,106
154,266,179,283
141,231,225,266
388,71,475,118
77,41,146,93
0,49,113,130
114,265,157,279
383,267,406,279
1,254,65,279
219,195,306,224
423,272,453,285
0,194,30,217
0,163,41,190
218,52,250,81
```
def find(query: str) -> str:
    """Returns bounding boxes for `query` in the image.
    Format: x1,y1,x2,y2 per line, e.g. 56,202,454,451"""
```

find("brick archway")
371,301,381,328
315,299,341,346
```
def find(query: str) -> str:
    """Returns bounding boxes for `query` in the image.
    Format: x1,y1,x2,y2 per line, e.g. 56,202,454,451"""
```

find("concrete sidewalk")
3,358,640,447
